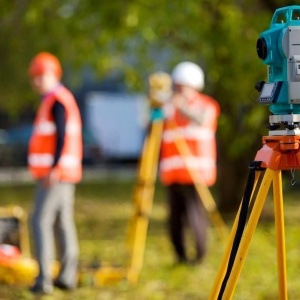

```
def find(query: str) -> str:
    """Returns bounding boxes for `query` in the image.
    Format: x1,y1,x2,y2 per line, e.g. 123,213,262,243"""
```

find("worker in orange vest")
160,61,220,264
27,52,82,294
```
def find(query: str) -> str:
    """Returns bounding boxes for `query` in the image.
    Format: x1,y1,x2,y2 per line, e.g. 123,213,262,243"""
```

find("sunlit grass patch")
0,179,300,299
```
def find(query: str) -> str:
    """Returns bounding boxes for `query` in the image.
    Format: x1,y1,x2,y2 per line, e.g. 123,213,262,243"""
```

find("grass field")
0,176,300,299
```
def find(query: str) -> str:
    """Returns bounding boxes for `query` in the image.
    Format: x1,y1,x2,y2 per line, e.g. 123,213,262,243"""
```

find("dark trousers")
167,183,208,262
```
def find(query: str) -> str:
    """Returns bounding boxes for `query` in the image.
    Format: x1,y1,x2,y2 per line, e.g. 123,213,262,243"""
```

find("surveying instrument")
93,71,228,286
210,5,300,299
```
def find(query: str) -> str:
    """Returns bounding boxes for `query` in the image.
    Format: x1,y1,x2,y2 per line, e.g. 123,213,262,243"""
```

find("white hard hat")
171,61,204,90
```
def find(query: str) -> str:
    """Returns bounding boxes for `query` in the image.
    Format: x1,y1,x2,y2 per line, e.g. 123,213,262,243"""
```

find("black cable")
217,161,262,299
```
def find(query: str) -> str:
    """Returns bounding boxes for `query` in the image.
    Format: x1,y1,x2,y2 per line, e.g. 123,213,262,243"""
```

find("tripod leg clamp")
249,161,265,171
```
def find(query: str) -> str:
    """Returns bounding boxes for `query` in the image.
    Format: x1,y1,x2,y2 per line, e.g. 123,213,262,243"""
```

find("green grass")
0,178,300,299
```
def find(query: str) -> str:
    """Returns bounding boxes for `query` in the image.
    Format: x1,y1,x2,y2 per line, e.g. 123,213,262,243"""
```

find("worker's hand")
42,169,59,188
172,93,205,125
173,93,186,110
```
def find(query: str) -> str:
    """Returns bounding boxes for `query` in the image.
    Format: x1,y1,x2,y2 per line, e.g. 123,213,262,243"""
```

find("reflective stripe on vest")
34,121,56,135
162,125,215,143
28,153,54,167
33,121,80,136
58,154,81,167
160,155,215,172
28,153,80,168
66,122,81,135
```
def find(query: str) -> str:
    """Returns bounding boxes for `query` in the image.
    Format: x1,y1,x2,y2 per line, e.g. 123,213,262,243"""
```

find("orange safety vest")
160,93,220,186
28,85,82,183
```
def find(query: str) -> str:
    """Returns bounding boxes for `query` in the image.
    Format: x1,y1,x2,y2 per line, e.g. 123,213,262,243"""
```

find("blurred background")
0,0,294,212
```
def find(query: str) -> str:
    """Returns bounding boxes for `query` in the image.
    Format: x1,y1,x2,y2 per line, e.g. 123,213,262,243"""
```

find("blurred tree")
0,0,290,210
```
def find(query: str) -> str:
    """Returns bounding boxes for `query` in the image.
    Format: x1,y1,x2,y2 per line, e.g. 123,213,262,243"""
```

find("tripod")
93,69,227,285
209,134,300,299
126,110,228,284
93,105,227,285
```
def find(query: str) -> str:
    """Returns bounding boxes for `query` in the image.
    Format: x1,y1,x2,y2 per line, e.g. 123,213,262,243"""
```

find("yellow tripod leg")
273,171,287,299
170,121,228,241
221,168,273,299
126,119,164,284
209,170,261,300
193,182,227,242
93,119,163,286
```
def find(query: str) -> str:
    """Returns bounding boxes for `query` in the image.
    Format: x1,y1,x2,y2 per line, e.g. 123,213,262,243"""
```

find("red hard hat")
28,52,62,79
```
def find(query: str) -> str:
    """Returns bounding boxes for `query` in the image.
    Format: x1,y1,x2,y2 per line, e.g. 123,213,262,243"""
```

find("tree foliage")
0,0,291,209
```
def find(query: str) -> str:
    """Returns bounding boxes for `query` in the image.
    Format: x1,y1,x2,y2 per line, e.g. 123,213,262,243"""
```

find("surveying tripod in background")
210,117,300,299
93,72,227,286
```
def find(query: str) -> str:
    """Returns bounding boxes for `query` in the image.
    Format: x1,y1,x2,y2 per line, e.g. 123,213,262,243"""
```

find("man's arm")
42,101,66,187
52,101,66,166
173,94,206,125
